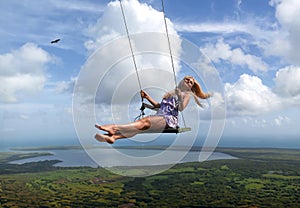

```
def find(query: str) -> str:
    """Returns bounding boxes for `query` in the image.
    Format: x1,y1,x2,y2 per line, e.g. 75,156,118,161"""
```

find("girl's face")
184,77,194,90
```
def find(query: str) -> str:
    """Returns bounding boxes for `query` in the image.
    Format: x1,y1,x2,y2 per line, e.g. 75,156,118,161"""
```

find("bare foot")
94,124,117,135
94,133,115,144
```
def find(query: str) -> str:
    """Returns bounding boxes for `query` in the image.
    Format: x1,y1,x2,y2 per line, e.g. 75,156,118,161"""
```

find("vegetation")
0,148,299,207
0,152,52,163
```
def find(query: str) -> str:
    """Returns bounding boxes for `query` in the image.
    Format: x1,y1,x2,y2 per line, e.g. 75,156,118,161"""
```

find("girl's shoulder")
182,91,191,97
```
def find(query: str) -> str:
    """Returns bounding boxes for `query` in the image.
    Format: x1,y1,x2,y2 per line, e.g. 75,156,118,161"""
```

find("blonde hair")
164,76,210,107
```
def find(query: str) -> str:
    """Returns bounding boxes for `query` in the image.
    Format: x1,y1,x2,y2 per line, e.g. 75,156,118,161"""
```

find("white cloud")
202,38,268,73
0,74,46,102
225,74,281,116
0,43,51,103
79,0,181,106
273,116,290,126
174,1,300,67
55,76,77,94
268,0,300,65
210,92,225,108
0,43,50,76
20,114,29,120
85,0,178,51
49,0,105,13
224,67,300,117
174,22,249,34
273,65,300,104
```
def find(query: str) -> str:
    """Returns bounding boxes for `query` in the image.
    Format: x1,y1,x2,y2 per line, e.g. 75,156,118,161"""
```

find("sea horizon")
1,141,300,152
1,135,300,152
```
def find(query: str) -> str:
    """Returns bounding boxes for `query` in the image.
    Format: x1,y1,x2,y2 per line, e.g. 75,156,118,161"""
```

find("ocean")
9,148,236,168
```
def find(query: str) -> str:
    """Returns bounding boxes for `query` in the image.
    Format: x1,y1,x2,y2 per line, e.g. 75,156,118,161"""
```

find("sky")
0,0,299,149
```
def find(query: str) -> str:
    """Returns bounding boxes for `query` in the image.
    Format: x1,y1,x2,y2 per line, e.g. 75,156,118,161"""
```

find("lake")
9,147,236,168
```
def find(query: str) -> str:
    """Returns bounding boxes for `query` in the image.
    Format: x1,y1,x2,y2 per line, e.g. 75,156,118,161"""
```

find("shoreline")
5,146,238,168
8,145,300,152
2,145,299,169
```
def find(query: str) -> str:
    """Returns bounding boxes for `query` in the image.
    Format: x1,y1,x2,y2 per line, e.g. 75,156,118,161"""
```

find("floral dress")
155,95,179,128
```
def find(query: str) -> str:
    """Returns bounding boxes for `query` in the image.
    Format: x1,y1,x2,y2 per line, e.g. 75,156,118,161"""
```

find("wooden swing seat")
140,127,191,134
162,127,191,133
137,103,192,134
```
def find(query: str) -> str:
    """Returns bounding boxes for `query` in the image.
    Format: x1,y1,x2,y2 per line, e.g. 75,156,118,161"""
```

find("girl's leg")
95,132,129,144
95,116,166,143
95,124,116,135
95,134,117,144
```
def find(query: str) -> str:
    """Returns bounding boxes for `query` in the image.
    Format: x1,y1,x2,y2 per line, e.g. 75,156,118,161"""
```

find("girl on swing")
95,76,211,144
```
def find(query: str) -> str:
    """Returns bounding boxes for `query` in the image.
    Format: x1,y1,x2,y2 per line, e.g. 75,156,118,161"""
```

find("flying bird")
51,39,60,44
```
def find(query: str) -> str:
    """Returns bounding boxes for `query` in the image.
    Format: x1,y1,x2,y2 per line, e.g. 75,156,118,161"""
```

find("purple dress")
155,95,179,128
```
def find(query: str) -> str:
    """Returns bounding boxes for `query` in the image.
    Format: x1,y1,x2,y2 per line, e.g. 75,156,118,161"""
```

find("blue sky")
0,0,299,149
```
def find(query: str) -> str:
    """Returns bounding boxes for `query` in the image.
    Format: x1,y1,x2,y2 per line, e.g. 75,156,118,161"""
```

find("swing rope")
119,0,189,131
161,0,187,128
119,0,143,93
161,0,177,88
119,0,145,120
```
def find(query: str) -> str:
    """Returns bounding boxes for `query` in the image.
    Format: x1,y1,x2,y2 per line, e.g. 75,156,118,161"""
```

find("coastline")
9,144,300,152
2,145,300,169
4,145,238,168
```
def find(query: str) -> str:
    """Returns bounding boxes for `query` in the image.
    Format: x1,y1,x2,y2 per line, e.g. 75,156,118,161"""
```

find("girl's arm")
176,89,191,111
140,90,161,108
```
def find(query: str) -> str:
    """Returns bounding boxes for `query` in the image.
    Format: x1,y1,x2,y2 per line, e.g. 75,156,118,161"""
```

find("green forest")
0,147,299,207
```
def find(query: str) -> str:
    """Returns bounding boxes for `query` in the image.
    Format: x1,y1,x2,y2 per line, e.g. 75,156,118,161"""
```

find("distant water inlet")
9,148,236,168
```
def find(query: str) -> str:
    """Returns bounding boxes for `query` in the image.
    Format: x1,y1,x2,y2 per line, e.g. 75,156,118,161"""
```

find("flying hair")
164,76,211,108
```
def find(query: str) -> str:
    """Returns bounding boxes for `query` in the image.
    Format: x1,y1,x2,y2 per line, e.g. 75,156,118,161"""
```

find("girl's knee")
139,118,151,130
